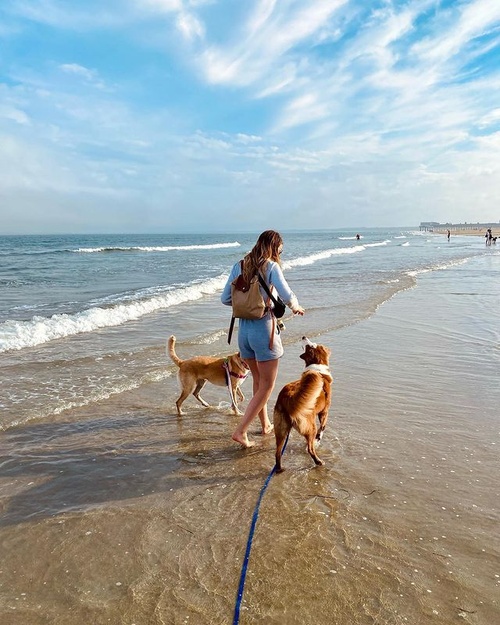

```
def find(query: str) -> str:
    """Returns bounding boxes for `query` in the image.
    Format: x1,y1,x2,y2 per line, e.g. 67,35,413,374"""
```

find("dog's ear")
317,345,331,364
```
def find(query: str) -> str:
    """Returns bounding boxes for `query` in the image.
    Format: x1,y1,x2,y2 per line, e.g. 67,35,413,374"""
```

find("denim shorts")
237,314,283,361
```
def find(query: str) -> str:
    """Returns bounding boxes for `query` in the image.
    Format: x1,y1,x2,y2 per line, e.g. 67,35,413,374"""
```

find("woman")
221,230,305,448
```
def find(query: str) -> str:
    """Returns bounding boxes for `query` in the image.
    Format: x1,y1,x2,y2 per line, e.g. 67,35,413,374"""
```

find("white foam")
195,330,227,344
0,370,172,430
283,245,364,268
365,240,391,248
0,274,228,353
74,242,240,253
407,257,469,277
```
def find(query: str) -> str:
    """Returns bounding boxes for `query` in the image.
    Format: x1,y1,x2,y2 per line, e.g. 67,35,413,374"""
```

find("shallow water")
1,253,499,624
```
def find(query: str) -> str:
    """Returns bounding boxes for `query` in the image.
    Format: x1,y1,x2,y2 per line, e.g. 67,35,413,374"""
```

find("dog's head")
300,336,330,367
230,352,250,375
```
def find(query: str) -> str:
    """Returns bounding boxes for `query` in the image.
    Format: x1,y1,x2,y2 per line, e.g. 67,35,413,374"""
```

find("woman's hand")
292,305,305,316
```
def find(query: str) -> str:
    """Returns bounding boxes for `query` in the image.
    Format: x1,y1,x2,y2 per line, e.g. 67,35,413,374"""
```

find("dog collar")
304,364,331,376
223,359,249,380
229,370,249,379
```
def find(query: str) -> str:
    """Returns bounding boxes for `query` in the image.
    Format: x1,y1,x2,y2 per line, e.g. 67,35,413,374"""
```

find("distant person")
356,234,360,240
485,229,492,246
447,229,451,241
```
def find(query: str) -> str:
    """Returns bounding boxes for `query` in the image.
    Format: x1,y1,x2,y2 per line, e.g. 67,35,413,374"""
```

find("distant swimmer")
356,234,360,240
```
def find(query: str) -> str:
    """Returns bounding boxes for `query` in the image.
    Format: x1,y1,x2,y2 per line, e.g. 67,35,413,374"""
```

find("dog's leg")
236,386,245,403
230,382,244,415
193,379,210,408
316,383,332,441
274,413,291,473
306,430,324,467
175,372,199,415
316,410,329,442
176,385,196,416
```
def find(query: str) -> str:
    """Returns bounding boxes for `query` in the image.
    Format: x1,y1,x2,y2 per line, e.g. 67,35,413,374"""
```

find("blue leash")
233,434,289,624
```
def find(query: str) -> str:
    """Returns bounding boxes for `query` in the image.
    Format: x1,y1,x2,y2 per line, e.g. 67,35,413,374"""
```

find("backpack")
227,261,286,344
230,261,267,320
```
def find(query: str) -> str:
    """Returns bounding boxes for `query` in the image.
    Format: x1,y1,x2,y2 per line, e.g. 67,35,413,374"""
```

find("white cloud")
0,106,31,125
140,0,183,12
478,108,500,127
200,0,346,87
60,63,95,81
412,0,500,64
176,11,204,40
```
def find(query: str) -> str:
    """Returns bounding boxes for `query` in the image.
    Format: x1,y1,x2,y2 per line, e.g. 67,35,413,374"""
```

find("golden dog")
274,337,332,472
167,335,249,416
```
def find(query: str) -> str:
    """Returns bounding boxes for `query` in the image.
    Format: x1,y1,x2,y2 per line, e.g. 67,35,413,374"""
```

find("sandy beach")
1,250,499,624
432,228,497,237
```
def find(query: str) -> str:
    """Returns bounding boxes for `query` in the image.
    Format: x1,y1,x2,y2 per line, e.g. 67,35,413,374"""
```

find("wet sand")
432,228,495,237
1,254,499,625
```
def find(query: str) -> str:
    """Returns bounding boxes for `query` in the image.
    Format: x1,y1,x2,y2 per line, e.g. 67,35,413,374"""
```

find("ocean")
0,229,499,624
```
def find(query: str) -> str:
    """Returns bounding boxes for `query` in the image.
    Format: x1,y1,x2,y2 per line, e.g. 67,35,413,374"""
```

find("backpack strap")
257,272,280,310
257,268,279,350
228,315,236,344
228,260,244,344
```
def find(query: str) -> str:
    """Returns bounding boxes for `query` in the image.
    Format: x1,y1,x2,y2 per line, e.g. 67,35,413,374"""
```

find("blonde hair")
242,230,283,282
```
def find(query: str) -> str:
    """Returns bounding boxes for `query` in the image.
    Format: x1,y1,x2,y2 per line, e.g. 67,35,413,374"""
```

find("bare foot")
232,432,255,448
261,424,274,435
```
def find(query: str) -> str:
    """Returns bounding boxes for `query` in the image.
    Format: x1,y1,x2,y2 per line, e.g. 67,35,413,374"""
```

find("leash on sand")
232,433,290,625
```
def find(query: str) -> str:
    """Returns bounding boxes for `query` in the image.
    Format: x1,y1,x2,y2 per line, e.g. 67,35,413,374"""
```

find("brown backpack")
227,261,286,343
230,261,267,320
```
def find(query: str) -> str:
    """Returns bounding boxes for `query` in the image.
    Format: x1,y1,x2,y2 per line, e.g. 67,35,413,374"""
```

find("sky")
1,0,500,234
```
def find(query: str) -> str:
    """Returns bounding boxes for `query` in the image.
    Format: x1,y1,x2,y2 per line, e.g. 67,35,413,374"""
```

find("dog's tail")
167,335,183,367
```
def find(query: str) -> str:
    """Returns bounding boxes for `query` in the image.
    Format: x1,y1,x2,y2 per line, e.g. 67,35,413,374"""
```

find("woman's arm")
267,262,304,314
221,262,241,306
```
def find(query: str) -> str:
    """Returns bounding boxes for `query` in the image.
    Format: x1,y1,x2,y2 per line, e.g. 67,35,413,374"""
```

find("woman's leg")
247,359,273,435
232,358,280,447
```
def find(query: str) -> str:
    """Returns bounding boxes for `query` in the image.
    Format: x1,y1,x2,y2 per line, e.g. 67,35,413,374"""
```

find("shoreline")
431,228,495,237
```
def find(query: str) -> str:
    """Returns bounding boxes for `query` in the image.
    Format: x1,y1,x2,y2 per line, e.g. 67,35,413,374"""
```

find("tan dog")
273,337,333,472
167,335,249,416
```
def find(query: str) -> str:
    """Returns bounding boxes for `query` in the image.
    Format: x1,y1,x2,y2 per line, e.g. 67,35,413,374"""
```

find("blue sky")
1,0,499,234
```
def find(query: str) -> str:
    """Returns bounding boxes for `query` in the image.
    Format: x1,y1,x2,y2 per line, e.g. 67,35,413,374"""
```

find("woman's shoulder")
230,260,243,276
263,259,278,270
265,260,282,274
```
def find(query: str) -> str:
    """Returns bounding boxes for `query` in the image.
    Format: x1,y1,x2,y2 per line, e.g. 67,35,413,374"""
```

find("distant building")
419,222,441,231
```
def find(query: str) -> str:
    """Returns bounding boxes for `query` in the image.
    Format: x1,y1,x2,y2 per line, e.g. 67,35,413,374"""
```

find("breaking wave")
0,274,228,353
